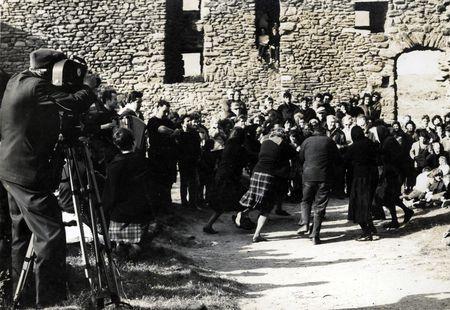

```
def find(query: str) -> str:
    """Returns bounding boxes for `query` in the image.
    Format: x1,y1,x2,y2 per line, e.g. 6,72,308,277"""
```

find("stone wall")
279,0,450,120
1,0,449,122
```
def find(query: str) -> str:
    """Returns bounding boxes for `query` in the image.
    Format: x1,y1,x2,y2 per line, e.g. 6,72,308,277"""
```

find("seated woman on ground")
401,166,432,202
423,169,447,207
408,169,447,208
103,128,153,259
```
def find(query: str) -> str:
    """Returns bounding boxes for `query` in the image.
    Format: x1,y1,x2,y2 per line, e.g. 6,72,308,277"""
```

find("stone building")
1,0,449,121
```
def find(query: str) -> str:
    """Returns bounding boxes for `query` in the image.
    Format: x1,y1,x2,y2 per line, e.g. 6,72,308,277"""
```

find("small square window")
183,0,200,11
355,10,370,28
354,2,388,33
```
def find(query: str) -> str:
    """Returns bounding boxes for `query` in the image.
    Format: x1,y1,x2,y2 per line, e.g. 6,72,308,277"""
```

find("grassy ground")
11,208,244,310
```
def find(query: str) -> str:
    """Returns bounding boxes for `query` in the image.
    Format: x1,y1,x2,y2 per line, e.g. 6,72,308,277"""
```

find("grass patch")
59,242,243,309
47,208,244,309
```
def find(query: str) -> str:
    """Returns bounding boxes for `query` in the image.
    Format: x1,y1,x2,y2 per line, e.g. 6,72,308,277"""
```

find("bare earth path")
178,199,450,309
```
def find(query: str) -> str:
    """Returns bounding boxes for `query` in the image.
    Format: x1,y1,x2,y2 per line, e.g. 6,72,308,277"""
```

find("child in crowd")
104,128,153,259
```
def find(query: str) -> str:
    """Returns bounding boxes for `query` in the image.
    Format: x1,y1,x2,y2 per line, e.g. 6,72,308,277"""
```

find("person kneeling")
103,128,153,259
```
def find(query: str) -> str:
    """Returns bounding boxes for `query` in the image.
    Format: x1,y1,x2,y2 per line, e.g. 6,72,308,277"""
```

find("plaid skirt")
239,172,276,213
109,221,149,244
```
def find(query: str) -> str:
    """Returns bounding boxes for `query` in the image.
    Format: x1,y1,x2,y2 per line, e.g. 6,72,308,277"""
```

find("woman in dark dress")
203,128,248,234
345,126,379,240
235,128,297,242
371,125,414,230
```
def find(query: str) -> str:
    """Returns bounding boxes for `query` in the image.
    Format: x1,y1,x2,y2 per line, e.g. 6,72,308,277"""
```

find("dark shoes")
296,225,309,236
275,209,291,216
312,236,321,245
356,234,373,241
383,221,400,230
232,213,256,230
403,209,414,224
252,235,268,243
232,214,240,228
203,226,218,234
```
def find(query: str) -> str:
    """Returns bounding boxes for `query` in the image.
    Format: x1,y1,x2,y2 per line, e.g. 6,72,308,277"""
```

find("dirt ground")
176,198,450,310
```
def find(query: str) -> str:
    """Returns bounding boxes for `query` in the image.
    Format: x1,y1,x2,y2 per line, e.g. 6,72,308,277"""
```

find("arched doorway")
394,48,447,122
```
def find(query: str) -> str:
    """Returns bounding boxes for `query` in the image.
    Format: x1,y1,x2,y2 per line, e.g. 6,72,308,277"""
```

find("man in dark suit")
277,90,299,122
177,114,201,209
298,125,340,244
146,100,178,213
0,48,96,308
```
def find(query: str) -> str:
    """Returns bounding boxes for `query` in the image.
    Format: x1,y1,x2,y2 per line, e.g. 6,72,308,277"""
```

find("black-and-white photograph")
0,0,449,309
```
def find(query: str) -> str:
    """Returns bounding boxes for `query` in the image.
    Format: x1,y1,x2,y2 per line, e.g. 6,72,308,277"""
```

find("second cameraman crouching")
102,128,154,258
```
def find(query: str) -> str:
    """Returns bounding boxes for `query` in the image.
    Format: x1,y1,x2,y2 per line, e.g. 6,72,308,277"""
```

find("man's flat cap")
30,48,66,70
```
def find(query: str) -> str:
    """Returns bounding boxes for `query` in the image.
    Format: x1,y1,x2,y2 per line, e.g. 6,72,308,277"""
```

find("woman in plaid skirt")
103,128,153,258
236,128,297,242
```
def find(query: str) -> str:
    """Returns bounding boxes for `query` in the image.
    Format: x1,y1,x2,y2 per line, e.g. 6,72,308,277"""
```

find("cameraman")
0,48,96,308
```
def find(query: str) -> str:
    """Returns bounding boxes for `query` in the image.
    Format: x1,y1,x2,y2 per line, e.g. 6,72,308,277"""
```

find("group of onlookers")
81,86,450,251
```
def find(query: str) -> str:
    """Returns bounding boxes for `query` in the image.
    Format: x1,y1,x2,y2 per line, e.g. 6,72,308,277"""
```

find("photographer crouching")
0,48,97,308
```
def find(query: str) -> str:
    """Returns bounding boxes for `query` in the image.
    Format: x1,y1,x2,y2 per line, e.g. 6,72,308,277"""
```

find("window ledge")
342,28,372,35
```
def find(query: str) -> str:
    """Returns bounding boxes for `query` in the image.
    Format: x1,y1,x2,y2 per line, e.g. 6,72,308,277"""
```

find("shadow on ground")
339,292,450,309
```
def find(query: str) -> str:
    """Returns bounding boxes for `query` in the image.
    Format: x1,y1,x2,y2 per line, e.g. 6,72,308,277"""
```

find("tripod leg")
82,143,122,304
12,236,34,308
66,149,95,291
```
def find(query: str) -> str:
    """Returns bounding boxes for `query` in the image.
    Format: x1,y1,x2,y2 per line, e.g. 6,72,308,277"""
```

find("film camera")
52,55,88,88
51,56,106,140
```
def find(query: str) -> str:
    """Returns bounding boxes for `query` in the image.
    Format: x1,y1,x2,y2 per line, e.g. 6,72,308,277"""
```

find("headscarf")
350,126,365,142
376,125,390,143
228,126,245,145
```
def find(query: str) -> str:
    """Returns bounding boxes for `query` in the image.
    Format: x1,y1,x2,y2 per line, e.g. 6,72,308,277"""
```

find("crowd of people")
3,48,450,309
95,87,450,247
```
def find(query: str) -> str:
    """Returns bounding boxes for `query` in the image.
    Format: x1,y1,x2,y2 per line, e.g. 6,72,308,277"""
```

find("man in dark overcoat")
298,125,340,244
0,48,95,308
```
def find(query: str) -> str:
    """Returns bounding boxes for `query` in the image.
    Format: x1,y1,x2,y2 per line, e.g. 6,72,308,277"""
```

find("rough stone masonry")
1,0,449,121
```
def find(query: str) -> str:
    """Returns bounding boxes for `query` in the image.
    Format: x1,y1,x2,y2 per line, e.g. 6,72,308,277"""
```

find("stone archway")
394,47,447,122
375,32,450,121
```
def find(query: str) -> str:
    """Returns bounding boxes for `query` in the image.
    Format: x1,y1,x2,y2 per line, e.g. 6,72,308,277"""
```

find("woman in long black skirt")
203,127,248,234
371,125,414,230
344,126,379,240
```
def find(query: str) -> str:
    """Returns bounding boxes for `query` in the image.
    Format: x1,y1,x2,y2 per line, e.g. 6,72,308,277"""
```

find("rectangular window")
182,52,203,81
183,0,200,11
165,0,204,83
354,2,388,33
255,0,280,67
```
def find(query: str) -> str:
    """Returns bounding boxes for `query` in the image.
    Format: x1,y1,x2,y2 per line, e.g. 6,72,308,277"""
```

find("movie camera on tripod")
12,55,131,309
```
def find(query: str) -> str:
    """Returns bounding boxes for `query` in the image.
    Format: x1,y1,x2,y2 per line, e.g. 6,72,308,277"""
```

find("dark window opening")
255,0,280,67
381,76,390,88
165,0,204,83
354,2,388,33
